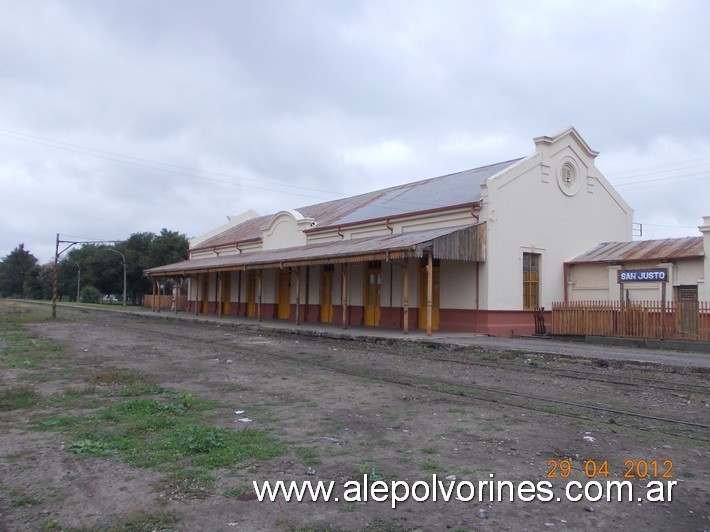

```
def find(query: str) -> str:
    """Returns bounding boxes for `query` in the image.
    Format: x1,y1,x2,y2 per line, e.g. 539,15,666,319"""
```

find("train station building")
149,126,699,336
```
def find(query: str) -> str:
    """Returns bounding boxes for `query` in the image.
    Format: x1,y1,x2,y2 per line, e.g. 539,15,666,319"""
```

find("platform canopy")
146,223,485,277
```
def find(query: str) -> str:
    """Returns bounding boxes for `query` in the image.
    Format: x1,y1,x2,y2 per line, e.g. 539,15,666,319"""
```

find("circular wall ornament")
557,159,581,196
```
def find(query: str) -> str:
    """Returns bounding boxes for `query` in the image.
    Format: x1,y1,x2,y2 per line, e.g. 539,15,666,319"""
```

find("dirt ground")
0,301,708,532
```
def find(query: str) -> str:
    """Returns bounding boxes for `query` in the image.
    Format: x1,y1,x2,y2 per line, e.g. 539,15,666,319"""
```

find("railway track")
135,311,710,395
368,348,710,396
64,309,710,444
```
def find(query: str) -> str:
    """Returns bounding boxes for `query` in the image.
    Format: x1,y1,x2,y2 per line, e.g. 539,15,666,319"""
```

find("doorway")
364,263,381,327
320,267,334,323
677,285,699,338
220,273,231,315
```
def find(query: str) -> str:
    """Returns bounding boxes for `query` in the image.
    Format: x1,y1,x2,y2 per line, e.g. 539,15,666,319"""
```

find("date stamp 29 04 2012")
547,459,674,480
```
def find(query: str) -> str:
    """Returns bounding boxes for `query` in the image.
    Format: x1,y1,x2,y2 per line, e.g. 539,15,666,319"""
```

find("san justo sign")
617,268,668,283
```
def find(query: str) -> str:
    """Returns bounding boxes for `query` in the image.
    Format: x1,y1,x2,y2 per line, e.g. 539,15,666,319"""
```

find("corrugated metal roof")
569,237,704,264
191,158,521,251
191,215,271,250
148,224,479,276
328,160,520,226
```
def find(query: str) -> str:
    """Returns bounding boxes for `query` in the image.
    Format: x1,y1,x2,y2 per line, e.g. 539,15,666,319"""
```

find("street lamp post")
106,248,127,306
67,260,81,302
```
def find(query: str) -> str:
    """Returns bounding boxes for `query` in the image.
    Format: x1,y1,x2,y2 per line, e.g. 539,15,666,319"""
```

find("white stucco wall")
374,259,415,308
440,260,478,309
567,264,609,300
262,270,276,302
306,209,478,245
304,266,319,305
348,263,364,306
261,210,313,251
675,260,704,287
570,259,705,302
390,259,423,308
701,216,710,301
479,128,633,310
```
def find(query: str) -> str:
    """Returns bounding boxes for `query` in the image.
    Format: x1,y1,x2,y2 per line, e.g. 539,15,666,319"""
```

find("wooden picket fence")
552,300,710,341
143,295,188,311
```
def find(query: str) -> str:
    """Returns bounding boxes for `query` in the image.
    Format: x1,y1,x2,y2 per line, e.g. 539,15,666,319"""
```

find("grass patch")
0,337,65,369
357,461,384,481
9,489,42,507
36,391,286,488
44,386,105,410
0,386,40,410
295,446,321,466
224,485,253,498
68,439,114,456
164,467,216,499
0,302,65,369
432,383,469,397
419,460,443,471
475,350,523,362
88,369,167,397
40,512,178,531
89,368,149,386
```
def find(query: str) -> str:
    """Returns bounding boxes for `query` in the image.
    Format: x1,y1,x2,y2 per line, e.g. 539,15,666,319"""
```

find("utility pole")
51,235,121,318
52,234,59,319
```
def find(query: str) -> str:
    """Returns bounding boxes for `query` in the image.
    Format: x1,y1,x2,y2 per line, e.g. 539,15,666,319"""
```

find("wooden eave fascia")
190,236,262,254
146,246,421,278
567,254,700,266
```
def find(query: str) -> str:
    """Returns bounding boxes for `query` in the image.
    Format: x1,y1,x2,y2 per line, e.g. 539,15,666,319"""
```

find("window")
557,159,581,196
523,253,540,310
561,162,575,187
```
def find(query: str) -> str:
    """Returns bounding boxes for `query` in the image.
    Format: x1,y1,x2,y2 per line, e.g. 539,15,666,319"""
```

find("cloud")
1,0,708,262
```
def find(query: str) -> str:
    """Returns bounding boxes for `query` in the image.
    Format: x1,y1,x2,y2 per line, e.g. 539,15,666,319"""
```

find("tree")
59,229,188,305
146,229,189,302
64,244,120,297
0,244,38,298
24,264,53,300
120,232,155,305
58,260,81,301
150,229,189,267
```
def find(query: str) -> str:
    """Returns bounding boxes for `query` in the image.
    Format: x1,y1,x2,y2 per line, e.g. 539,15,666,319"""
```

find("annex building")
147,127,638,336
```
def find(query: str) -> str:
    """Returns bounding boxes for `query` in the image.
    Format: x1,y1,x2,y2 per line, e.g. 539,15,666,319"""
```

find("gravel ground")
1,301,708,531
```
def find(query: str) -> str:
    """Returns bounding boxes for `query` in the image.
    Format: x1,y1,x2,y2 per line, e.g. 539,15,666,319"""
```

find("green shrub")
80,285,101,304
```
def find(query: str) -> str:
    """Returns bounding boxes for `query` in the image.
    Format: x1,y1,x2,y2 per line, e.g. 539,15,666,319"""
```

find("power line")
59,234,121,242
643,223,699,229
613,172,709,188
0,127,349,202
2,125,707,203
0,126,492,212
606,159,710,181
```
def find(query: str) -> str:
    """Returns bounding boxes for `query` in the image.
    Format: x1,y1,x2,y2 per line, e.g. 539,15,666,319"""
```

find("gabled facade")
147,127,633,335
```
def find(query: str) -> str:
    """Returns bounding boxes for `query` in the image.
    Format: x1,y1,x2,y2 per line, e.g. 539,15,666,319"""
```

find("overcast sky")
1,0,708,263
